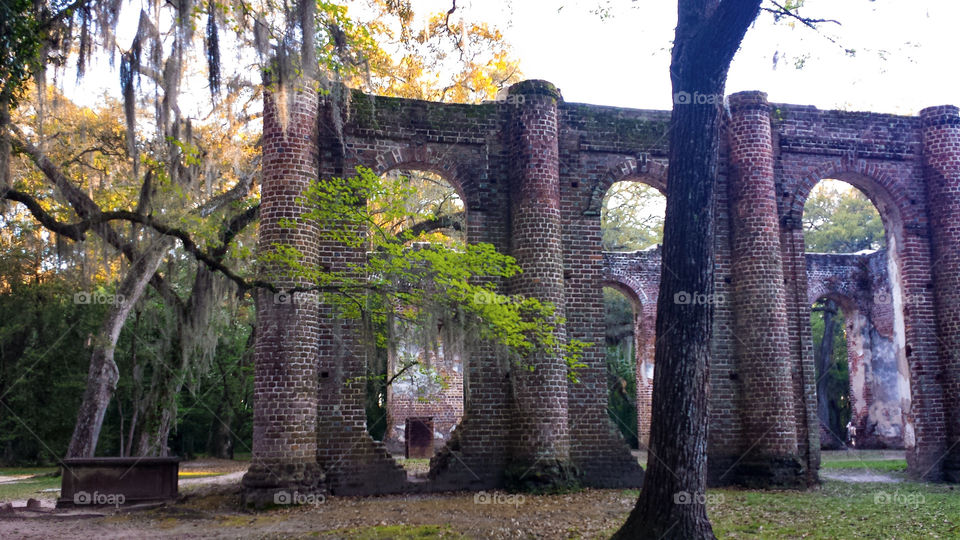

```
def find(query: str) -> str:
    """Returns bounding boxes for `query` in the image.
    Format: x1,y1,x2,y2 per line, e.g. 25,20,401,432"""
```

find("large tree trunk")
66,238,170,457
614,1,761,538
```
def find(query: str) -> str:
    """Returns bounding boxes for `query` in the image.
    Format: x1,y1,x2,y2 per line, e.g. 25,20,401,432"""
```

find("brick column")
505,80,573,489
635,310,654,448
920,105,960,482
242,80,323,505
725,91,802,486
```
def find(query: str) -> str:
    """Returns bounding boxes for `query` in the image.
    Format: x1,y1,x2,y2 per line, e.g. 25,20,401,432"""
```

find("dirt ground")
1,486,635,539
0,452,911,539
0,458,639,538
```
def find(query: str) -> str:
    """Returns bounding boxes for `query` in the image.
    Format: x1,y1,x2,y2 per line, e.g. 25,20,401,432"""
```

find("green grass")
0,467,58,477
612,481,960,539
321,525,466,539
711,480,960,539
0,475,61,501
820,459,907,472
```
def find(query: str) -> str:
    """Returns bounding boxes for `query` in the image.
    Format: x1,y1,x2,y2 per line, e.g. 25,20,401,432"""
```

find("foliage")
1,0,523,459
811,299,851,441
601,182,664,252
350,5,522,103
0,0,42,107
265,166,588,378
0,281,96,464
804,180,885,253
0,84,258,462
604,287,638,448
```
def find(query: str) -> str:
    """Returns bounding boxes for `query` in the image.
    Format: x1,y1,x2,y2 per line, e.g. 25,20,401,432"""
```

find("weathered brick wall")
241,83,324,506
727,92,804,486
246,78,960,499
382,330,465,455
920,105,960,481
774,102,946,479
806,251,903,449
603,249,661,448
608,249,904,452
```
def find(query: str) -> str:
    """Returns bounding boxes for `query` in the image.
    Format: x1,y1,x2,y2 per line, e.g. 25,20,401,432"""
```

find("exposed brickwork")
920,105,960,481
382,332,465,456
608,249,904,451
774,103,945,480
501,81,574,486
246,79,960,498
806,251,904,449
241,83,324,505
602,249,661,448
726,92,803,486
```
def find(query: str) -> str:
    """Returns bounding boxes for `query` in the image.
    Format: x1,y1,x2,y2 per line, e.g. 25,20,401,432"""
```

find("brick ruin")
605,248,905,451
242,79,960,503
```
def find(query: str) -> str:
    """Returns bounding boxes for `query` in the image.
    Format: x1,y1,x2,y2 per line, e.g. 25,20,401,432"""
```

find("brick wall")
246,79,960,499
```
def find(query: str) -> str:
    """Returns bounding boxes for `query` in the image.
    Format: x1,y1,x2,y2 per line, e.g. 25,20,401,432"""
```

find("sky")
406,0,960,115
63,1,960,116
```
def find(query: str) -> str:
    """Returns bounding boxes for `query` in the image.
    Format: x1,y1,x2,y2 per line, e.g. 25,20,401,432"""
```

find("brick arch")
584,156,668,216
602,277,647,310
810,290,860,319
785,159,911,243
370,145,481,213
808,276,867,315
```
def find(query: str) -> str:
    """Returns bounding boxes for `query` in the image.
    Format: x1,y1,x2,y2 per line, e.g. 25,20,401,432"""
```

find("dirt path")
819,469,903,483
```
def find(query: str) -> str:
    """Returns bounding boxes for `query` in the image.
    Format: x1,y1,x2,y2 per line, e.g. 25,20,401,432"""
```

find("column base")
241,461,325,508
504,457,579,493
944,460,960,483
708,453,807,488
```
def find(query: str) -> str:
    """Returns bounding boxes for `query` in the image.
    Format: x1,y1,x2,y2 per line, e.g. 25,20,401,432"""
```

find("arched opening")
803,178,906,450
604,285,640,450
363,168,468,479
600,180,665,461
601,182,665,252
810,295,852,448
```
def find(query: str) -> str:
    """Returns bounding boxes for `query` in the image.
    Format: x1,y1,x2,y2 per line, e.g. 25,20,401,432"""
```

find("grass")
0,467,57,477
611,480,960,539
710,480,960,539
0,475,61,501
820,459,907,472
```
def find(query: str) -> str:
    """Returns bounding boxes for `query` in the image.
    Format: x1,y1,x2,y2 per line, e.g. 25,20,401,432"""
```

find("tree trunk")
614,1,761,538
816,300,838,446
66,238,170,457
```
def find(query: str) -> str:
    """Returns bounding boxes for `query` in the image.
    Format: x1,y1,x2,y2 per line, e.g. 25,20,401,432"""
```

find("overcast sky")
410,0,959,115
63,0,959,116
